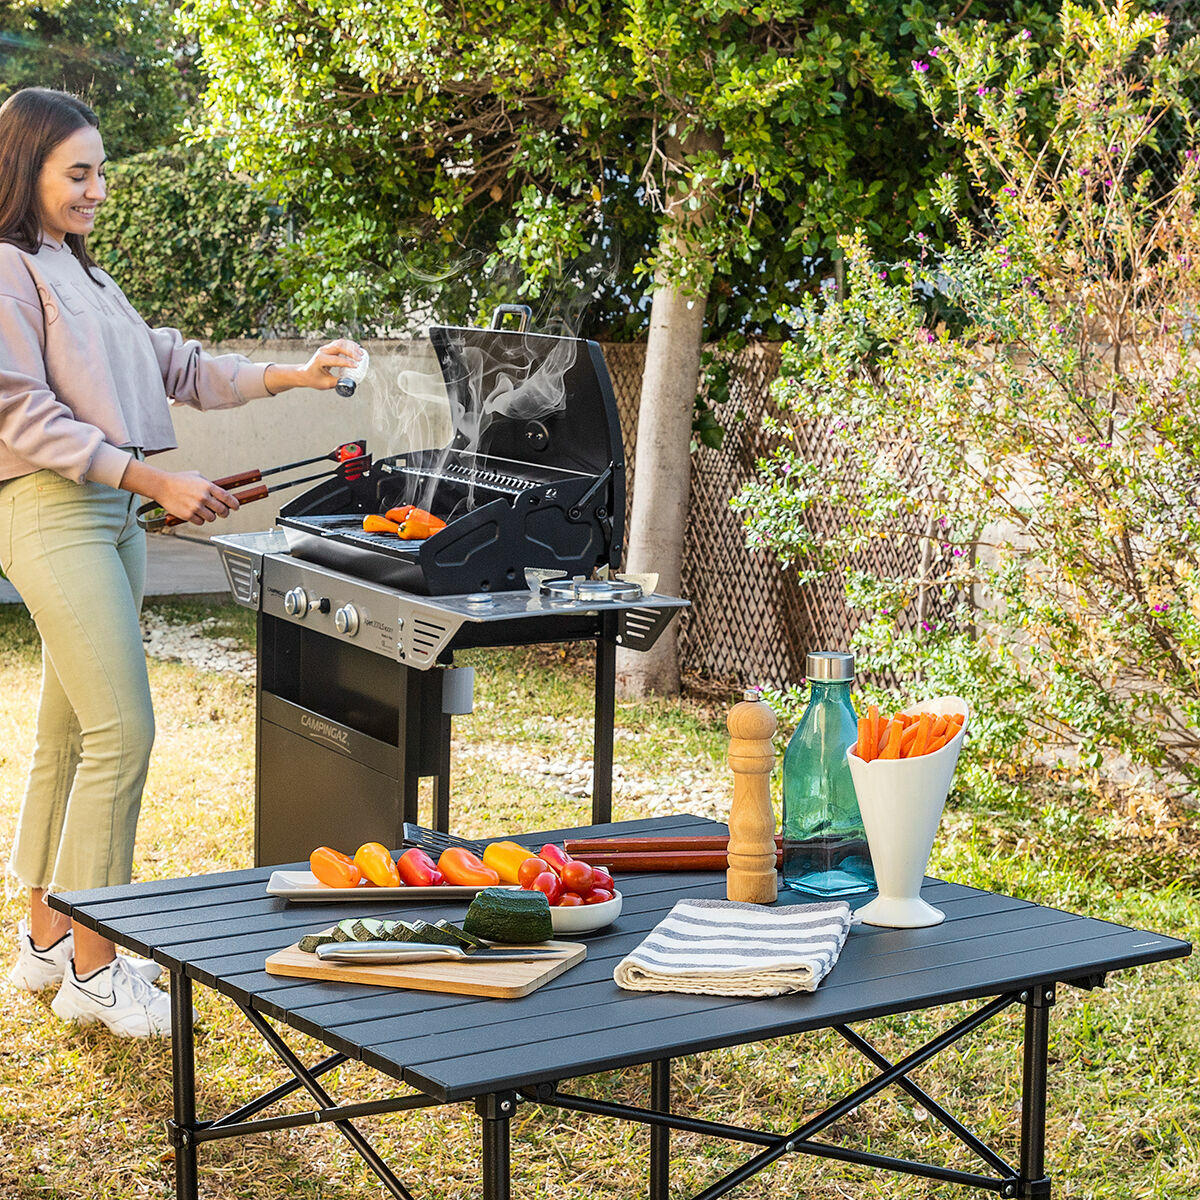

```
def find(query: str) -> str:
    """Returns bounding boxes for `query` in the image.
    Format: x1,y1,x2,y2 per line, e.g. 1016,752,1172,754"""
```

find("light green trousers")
0,469,153,893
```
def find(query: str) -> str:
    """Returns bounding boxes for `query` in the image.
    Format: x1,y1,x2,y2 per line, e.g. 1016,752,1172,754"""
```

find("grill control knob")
283,587,310,618
334,604,360,637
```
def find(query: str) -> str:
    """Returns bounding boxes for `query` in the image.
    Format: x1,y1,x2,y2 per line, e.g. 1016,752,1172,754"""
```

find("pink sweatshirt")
0,237,272,489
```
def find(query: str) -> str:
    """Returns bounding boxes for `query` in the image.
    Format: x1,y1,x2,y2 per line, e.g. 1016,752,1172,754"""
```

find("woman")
0,87,363,1036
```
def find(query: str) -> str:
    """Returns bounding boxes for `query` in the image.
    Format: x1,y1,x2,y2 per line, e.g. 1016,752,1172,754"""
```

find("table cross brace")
535,991,1044,1200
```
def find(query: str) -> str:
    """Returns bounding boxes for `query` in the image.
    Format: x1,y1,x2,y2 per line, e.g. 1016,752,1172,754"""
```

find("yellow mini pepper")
481,840,539,884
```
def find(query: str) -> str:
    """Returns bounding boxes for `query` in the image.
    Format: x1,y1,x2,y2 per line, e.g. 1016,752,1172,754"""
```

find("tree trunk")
616,129,718,698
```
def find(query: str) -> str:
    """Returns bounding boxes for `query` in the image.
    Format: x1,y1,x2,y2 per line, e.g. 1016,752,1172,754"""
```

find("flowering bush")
736,3,1200,793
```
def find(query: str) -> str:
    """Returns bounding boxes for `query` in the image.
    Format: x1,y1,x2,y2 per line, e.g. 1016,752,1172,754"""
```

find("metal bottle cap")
806,651,854,681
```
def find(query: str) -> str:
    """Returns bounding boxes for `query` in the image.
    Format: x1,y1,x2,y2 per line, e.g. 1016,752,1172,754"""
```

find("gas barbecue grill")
276,305,624,595
214,308,687,866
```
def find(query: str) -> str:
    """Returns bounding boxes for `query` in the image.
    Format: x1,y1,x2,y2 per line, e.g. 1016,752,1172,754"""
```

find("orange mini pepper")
310,846,362,889
437,846,500,887
363,514,400,534
397,512,447,540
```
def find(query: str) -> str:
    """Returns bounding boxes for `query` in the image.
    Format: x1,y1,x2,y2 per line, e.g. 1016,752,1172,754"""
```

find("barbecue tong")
135,441,370,531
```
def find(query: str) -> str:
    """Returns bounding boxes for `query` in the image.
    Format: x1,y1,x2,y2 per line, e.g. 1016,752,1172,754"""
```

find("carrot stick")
867,704,880,755
877,719,894,755
930,714,948,738
855,717,873,762
900,722,921,754
909,712,934,757
948,712,965,728
880,719,905,759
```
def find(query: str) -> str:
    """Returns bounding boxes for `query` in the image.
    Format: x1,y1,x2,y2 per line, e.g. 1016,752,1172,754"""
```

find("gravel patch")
141,612,255,680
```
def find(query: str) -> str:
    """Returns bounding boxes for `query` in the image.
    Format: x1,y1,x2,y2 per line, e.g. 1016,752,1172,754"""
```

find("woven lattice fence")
603,343,950,690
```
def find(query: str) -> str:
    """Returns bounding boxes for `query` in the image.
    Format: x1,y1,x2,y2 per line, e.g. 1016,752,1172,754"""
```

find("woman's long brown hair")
0,87,105,284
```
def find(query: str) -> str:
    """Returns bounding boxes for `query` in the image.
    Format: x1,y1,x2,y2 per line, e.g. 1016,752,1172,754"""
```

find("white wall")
151,339,453,536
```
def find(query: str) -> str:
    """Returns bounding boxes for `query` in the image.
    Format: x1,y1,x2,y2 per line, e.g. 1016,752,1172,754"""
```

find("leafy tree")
0,0,193,159
182,0,1058,693
736,3,1200,793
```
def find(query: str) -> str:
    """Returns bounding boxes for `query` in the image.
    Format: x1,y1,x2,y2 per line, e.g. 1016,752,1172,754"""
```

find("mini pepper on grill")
397,511,447,540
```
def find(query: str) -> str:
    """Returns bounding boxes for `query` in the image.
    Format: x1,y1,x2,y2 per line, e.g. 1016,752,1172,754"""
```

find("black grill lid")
428,311,624,480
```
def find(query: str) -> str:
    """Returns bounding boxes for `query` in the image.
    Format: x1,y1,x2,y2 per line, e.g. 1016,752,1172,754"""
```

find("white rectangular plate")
266,871,514,902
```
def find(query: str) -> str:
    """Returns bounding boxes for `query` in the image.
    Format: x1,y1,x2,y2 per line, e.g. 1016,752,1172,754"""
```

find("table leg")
169,971,198,1200
650,1058,671,1200
1019,985,1055,1199
593,626,616,825
478,1092,516,1200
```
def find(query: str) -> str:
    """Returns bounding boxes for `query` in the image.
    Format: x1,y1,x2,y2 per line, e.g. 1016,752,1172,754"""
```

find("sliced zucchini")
298,933,338,954
331,918,361,942
351,918,391,941
408,919,460,945
435,920,488,950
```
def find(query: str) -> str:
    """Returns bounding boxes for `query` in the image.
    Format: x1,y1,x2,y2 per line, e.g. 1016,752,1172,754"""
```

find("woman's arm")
117,457,240,527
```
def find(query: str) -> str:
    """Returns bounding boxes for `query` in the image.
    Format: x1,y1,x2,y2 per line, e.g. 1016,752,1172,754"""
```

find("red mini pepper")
538,843,572,876
396,846,444,888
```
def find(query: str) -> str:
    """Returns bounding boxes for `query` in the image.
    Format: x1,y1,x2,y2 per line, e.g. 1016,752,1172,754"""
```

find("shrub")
89,140,289,339
735,3,1200,796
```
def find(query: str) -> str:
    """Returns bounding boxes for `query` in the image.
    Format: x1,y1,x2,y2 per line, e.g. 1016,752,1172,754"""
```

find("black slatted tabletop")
50,814,1190,1105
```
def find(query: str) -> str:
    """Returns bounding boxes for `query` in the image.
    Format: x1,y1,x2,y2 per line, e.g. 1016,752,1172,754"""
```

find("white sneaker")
51,957,174,1037
8,921,161,991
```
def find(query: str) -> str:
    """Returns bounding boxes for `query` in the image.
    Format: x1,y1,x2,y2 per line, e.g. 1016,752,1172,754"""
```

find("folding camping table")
48,814,1191,1200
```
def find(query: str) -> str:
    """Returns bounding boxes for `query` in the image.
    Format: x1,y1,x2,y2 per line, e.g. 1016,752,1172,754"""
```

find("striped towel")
613,898,852,997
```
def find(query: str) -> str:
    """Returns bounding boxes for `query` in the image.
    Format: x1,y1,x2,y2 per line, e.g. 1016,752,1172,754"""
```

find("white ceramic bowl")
549,890,623,934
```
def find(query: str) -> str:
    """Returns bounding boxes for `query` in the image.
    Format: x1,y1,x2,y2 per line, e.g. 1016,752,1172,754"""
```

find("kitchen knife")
315,941,568,965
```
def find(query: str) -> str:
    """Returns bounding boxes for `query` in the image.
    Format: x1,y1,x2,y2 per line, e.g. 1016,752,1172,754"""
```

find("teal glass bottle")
781,651,875,897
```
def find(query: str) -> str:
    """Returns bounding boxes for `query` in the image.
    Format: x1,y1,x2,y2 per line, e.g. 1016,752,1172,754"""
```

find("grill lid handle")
490,303,532,332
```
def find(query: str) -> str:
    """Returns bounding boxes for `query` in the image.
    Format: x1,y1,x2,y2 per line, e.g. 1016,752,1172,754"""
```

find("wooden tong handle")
213,468,264,489
570,849,783,872
564,835,782,855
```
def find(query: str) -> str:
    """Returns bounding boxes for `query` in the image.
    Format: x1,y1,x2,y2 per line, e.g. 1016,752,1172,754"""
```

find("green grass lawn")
1,600,1196,1199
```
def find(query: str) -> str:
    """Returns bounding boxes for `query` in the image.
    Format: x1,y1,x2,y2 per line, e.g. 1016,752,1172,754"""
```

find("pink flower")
977,85,990,96
1020,29,1032,40
913,60,930,72
929,47,940,57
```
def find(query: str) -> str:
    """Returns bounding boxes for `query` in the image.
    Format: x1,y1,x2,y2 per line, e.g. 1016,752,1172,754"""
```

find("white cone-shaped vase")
847,696,969,928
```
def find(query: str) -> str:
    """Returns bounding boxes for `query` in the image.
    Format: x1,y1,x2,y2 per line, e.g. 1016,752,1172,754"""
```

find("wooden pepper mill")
726,689,779,904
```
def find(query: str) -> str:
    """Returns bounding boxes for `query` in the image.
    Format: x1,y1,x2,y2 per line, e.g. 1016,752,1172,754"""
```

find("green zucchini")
463,888,553,944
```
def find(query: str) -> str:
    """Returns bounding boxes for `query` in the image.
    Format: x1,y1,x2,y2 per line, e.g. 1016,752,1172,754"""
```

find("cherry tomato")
583,888,615,905
310,846,362,889
589,866,615,892
517,856,550,888
437,846,500,888
530,870,564,905
538,844,572,876
353,842,401,888
560,859,595,895
556,892,585,906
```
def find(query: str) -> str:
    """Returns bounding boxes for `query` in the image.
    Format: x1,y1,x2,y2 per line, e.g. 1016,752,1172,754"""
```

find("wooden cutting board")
264,939,587,998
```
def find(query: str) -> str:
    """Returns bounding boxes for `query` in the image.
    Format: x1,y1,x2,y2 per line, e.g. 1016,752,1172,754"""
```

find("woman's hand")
264,340,365,395
135,466,240,526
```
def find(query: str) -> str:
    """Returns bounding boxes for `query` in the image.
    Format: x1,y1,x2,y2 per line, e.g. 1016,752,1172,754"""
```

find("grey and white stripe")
614,898,852,997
